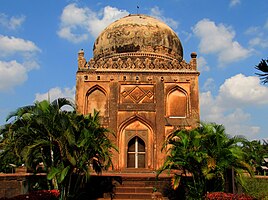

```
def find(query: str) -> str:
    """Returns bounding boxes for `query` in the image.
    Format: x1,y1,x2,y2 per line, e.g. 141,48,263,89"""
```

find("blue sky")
0,0,268,140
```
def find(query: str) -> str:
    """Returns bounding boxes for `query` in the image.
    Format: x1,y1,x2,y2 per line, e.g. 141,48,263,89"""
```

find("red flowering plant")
0,190,60,200
205,192,256,200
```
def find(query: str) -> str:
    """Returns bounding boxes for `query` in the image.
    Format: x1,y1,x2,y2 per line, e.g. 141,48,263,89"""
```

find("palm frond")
255,58,268,84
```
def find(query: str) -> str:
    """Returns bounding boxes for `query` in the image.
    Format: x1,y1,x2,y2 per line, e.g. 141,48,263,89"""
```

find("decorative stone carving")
125,129,148,151
120,85,154,104
88,58,95,69
144,58,151,69
126,58,133,69
117,58,123,69
190,52,197,70
78,49,88,69
171,59,177,69
87,54,195,71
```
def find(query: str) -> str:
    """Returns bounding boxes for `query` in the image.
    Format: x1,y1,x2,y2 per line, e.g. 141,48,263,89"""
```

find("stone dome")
93,14,183,61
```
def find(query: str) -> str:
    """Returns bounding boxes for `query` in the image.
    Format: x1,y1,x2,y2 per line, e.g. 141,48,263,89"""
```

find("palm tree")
0,123,24,173
1,98,76,189
157,123,253,200
242,140,268,175
46,110,116,199
255,58,268,84
157,127,208,199
1,98,116,200
199,123,252,193
6,98,74,168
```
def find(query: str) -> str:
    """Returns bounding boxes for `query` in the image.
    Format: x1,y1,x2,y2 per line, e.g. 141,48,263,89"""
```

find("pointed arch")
118,115,154,169
118,114,153,134
166,86,189,118
85,85,107,116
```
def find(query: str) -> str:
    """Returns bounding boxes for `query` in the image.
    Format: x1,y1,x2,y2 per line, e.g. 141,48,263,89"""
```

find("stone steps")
98,176,164,199
115,186,153,193
112,193,153,199
103,187,154,199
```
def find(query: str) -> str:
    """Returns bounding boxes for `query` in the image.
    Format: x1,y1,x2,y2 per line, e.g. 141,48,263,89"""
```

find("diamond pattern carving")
146,91,153,98
130,87,146,103
122,91,128,98
120,85,154,104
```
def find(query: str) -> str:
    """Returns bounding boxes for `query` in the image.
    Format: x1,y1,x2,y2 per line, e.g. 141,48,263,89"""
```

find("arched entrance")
127,136,145,168
118,117,154,170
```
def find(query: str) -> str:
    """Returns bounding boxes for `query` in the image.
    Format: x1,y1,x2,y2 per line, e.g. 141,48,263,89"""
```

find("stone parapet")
0,173,46,198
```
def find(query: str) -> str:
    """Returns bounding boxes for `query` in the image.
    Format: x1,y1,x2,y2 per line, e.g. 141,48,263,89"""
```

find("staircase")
98,176,166,200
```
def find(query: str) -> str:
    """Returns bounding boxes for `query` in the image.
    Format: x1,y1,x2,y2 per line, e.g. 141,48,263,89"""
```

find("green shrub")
244,177,268,200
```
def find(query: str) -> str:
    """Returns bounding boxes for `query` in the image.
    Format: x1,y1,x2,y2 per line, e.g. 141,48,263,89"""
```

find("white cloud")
35,87,76,102
245,26,260,35
229,0,241,7
246,20,268,49
202,78,215,91
58,4,179,43
21,60,39,71
149,6,179,30
88,6,129,37
180,30,192,42
0,13,25,30
221,109,259,139
0,35,40,57
200,92,260,139
197,56,210,72
57,27,88,43
193,19,251,65
200,91,224,120
58,4,129,43
249,37,268,48
200,73,268,139
219,74,268,105
0,60,28,91
0,35,40,92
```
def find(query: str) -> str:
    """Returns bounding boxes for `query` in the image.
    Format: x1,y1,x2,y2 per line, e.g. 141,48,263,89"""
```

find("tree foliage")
255,58,268,84
157,123,253,200
242,139,268,175
0,98,116,200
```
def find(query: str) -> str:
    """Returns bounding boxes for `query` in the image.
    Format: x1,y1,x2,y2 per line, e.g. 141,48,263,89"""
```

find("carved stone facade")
76,14,200,171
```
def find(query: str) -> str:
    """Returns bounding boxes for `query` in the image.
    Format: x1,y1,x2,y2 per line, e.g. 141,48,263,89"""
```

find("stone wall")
0,173,29,198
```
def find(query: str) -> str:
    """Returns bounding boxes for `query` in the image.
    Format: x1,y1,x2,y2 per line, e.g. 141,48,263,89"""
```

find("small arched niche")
85,86,107,116
166,87,188,118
